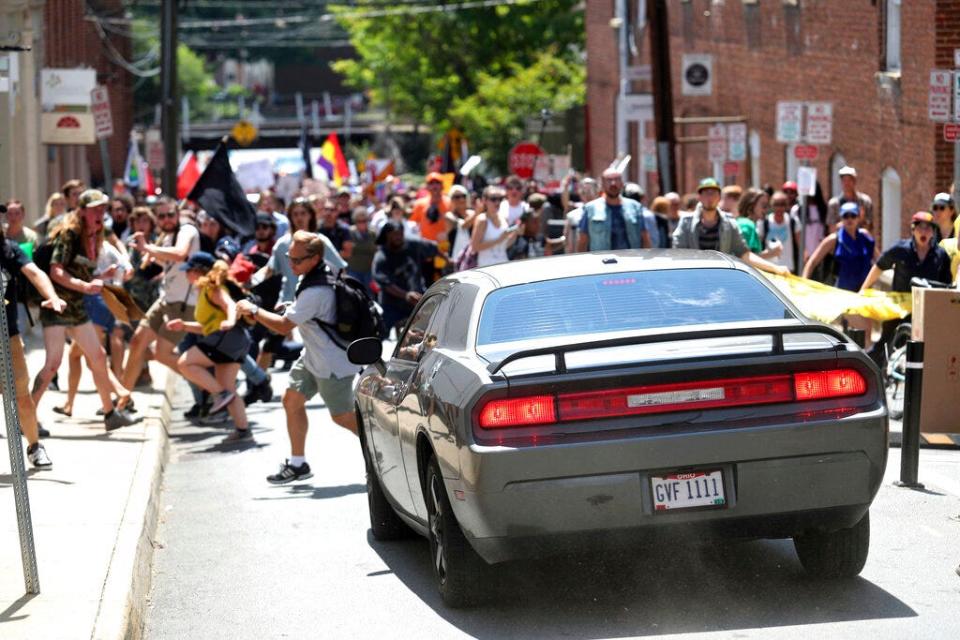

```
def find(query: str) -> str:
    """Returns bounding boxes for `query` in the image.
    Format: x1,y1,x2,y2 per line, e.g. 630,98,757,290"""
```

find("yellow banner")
761,273,912,323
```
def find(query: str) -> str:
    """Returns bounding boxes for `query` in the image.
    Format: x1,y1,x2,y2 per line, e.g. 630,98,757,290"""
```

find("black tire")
367,469,411,540
793,511,870,579
425,456,488,608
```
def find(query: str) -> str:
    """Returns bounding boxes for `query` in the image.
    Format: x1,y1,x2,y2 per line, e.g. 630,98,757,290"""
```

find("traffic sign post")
91,86,114,188
727,123,747,162
794,144,819,161
805,102,832,145
929,71,952,122
776,102,803,144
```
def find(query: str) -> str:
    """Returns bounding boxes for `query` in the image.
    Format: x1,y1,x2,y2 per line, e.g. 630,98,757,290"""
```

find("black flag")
186,140,257,238
300,126,314,179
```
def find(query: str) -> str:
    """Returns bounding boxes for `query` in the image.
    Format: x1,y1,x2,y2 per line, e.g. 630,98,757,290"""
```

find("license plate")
651,469,726,512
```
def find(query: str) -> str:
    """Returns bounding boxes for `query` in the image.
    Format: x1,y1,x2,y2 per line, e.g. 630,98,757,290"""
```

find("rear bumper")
452,409,887,564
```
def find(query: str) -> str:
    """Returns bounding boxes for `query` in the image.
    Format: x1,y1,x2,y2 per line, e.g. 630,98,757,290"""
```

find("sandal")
52,406,72,417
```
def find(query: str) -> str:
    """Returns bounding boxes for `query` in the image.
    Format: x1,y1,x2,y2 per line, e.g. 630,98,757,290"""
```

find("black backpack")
296,266,386,348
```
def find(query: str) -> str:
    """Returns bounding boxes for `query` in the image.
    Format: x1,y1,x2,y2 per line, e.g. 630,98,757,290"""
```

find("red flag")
177,152,201,199
142,161,156,196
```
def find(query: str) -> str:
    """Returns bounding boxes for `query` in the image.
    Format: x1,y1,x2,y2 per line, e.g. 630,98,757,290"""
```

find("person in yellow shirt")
166,252,252,443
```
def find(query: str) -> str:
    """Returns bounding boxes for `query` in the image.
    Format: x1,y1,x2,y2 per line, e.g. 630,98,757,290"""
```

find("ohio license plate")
651,470,726,512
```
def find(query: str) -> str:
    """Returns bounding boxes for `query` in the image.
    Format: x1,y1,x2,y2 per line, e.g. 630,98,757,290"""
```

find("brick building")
586,0,960,249
0,0,132,220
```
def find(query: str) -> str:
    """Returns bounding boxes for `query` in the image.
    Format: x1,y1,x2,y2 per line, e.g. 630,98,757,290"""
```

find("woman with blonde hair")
167,253,252,443
31,190,138,432
33,191,68,242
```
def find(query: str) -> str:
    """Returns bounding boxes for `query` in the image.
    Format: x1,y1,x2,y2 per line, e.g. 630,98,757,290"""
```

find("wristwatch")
252,305,259,317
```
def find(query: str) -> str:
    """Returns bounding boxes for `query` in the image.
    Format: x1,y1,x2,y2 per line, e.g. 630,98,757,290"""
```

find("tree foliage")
331,0,584,170
449,52,584,172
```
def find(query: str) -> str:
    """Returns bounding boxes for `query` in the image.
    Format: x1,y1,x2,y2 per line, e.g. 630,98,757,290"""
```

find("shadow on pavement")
0,593,36,623
367,532,917,638
0,471,74,487
254,482,366,501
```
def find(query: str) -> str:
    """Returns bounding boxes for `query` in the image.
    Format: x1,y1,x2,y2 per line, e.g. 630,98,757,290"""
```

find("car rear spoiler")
486,322,852,375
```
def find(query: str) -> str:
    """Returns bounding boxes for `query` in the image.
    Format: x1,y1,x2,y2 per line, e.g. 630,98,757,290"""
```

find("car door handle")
382,382,406,401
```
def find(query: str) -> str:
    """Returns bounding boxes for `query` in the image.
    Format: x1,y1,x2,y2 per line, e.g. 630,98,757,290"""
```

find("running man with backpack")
237,231,369,484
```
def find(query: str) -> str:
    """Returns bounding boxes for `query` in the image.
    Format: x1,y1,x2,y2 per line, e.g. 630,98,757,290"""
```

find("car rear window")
476,269,792,346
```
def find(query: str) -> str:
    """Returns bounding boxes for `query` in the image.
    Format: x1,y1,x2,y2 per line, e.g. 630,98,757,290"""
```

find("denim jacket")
583,198,646,251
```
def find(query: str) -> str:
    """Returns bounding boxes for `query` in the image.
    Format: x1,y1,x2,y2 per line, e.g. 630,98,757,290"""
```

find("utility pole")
648,0,677,193
160,0,178,196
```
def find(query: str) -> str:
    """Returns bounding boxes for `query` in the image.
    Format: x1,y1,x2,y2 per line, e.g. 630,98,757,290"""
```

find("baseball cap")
932,192,954,207
78,189,110,209
839,202,860,218
214,237,240,262
697,177,721,193
782,181,798,192
911,211,935,226
335,186,351,197
255,212,276,227
180,251,216,271
838,166,857,178
426,172,444,184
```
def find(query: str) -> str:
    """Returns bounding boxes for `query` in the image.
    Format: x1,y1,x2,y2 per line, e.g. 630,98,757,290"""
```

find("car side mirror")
348,337,385,374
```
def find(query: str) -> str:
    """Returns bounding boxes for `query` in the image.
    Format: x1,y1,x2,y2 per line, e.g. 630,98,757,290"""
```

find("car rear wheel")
793,511,870,578
426,456,487,608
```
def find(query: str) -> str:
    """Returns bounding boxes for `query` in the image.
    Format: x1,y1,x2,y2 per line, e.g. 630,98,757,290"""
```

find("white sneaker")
27,443,52,469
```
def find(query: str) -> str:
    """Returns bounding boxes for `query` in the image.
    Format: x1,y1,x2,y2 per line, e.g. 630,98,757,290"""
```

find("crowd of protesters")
2,160,955,480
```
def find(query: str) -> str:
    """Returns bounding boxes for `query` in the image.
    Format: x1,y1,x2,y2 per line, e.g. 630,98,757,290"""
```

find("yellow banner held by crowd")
761,273,912,324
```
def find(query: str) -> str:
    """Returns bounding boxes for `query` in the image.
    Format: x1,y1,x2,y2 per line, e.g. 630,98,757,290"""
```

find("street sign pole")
160,0,178,196
98,138,112,191
0,279,39,594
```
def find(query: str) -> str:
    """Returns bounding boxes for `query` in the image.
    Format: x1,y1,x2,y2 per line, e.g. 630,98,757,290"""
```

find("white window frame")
885,0,902,72
830,153,847,200
881,167,902,251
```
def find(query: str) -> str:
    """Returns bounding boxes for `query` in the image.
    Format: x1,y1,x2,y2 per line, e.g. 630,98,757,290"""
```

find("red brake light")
479,395,556,429
557,375,794,421
794,369,867,401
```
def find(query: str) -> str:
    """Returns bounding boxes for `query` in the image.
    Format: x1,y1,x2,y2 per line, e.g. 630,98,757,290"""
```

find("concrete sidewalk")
0,328,175,640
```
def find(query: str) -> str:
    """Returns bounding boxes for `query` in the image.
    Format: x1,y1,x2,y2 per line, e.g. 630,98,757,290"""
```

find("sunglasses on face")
287,253,315,265
488,196,504,202
914,223,934,232
841,212,859,219
933,204,949,211
156,212,176,219
451,194,466,200
256,223,273,230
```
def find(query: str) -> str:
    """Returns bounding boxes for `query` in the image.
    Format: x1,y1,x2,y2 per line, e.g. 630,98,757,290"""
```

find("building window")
884,0,901,72
830,153,847,199
784,2,803,56
682,0,695,48
743,2,762,50
881,168,902,251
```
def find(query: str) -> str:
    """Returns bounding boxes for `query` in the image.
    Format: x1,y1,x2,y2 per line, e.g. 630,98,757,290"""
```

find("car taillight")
478,369,868,430
478,395,556,429
794,369,867,400
558,375,795,421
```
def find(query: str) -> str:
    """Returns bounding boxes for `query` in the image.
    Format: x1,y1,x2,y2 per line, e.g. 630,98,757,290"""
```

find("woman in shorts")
31,190,138,432
166,252,251,443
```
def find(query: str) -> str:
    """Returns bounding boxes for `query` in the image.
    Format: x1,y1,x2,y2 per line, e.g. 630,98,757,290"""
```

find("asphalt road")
144,369,960,639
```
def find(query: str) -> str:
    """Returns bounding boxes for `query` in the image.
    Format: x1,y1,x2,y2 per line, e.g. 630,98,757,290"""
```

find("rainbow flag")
317,133,349,186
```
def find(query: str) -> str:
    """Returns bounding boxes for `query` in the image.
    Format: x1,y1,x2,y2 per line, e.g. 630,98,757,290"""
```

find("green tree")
448,51,584,172
331,0,584,165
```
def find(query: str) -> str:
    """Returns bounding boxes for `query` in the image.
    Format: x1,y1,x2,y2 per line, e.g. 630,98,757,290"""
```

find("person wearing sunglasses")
121,196,201,397
931,192,956,243
802,201,875,291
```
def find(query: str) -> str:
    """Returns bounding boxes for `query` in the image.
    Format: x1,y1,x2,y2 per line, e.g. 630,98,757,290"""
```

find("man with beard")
576,168,651,252
121,197,201,393
672,178,790,276
409,172,451,242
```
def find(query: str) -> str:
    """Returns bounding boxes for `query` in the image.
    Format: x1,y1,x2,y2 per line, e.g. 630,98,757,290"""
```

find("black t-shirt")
876,238,952,292
371,239,438,309
320,221,351,252
0,239,32,337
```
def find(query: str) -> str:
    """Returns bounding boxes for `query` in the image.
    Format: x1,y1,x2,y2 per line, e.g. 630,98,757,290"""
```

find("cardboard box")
911,288,960,433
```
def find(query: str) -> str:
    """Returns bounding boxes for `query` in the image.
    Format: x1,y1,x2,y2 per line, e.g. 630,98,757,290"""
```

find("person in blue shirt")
801,201,875,291
576,168,651,252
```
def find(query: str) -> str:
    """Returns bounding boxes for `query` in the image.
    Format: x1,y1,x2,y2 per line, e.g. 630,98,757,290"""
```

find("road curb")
90,372,177,640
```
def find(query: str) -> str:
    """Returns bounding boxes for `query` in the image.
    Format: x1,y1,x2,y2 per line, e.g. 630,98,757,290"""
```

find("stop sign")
508,141,545,180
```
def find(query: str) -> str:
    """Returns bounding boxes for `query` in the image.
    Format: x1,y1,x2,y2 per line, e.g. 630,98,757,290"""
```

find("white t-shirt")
499,200,528,225
96,241,131,286
763,213,801,273
284,285,359,380
159,224,201,305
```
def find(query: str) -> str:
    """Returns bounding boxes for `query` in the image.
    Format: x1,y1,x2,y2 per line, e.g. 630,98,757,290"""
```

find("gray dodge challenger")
348,250,888,607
